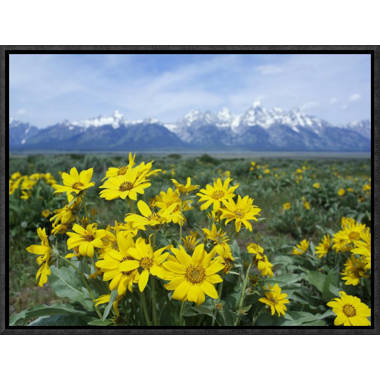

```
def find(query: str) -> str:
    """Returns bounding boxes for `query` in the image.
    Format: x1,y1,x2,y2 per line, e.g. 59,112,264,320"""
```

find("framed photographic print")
1,46,377,334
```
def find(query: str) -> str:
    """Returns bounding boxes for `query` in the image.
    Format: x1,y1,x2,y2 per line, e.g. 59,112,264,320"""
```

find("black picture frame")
1,45,378,334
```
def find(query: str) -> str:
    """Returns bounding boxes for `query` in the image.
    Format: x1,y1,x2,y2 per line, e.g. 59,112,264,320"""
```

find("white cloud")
329,97,338,104
301,101,319,110
256,65,283,75
16,108,27,115
349,93,361,102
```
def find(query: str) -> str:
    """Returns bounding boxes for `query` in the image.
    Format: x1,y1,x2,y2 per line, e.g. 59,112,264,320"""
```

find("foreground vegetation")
9,153,372,326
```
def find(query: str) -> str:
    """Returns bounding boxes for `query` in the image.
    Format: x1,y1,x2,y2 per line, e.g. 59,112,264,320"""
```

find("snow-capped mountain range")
9,103,371,152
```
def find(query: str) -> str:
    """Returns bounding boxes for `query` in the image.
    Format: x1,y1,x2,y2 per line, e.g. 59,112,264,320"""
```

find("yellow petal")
201,281,219,299
192,244,205,264
138,269,150,292
163,261,186,274
187,285,202,303
119,260,140,272
27,245,50,255
118,276,128,296
137,200,152,218
109,272,122,291
172,280,190,301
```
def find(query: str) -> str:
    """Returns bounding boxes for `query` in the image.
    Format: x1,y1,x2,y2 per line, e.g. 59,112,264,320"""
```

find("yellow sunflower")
119,237,169,292
257,256,274,278
219,195,261,232
66,223,107,257
341,255,369,286
202,223,229,246
259,283,289,317
95,232,139,295
315,234,331,259
210,243,235,274
337,188,345,196
351,229,371,270
292,239,309,255
53,167,95,198
151,187,186,225
171,177,199,194
99,166,151,201
125,200,176,231
26,227,51,287
161,244,224,305
247,242,265,259
197,177,239,211
327,291,371,326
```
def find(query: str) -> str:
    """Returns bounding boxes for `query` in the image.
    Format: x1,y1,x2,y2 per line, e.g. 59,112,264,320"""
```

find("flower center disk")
119,181,134,192
349,231,360,240
72,182,84,190
84,234,95,242
211,190,225,200
140,257,154,270
118,167,128,175
343,304,356,317
185,265,206,284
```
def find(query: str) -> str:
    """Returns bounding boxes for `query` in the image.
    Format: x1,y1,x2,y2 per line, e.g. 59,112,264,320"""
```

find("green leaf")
304,270,327,294
271,255,294,266
266,273,304,287
280,310,333,326
102,289,118,320
9,309,28,326
231,240,240,258
219,308,237,326
184,304,215,318
49,265,93,311
28,314,92,326
10,304,88,326
88,319,113,326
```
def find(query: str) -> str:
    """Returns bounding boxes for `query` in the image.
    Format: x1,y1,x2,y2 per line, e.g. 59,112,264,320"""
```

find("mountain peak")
71,110,126,129
252,100,262,109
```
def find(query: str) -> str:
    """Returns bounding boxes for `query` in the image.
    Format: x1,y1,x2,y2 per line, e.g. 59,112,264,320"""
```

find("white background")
1,0,378,378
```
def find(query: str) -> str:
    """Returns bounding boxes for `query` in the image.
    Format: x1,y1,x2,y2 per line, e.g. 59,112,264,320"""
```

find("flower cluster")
9,171,57,199
25,153,273,326
21,154,370,327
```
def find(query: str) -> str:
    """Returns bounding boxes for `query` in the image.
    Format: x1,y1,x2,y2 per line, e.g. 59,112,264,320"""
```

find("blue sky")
10,53,371,127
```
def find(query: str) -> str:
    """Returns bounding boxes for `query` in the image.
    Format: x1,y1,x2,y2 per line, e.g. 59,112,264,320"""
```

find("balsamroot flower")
315,234,331,259
162,244,224,305
259,284,289,317
292,239,309,255
53,167,95,199
99,166,151,201
327,291,371,326
67,223,107,257
26,228,51,287
197,177,238,211
220,195,261,232
119,237,169,292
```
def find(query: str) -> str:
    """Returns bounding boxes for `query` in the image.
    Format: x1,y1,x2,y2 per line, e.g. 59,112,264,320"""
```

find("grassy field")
9,153,372,326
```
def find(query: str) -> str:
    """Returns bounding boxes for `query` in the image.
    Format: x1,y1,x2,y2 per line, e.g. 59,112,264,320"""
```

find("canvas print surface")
8,53,372,328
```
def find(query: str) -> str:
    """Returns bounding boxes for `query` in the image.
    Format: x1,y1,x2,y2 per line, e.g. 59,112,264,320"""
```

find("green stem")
234,261,253,326
58,255,102,319
140,292,152,326
252,307,264,326
179,223,183,242
212,282,223,326
179,301,185,326
83,198,89,219
151,277,158,326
